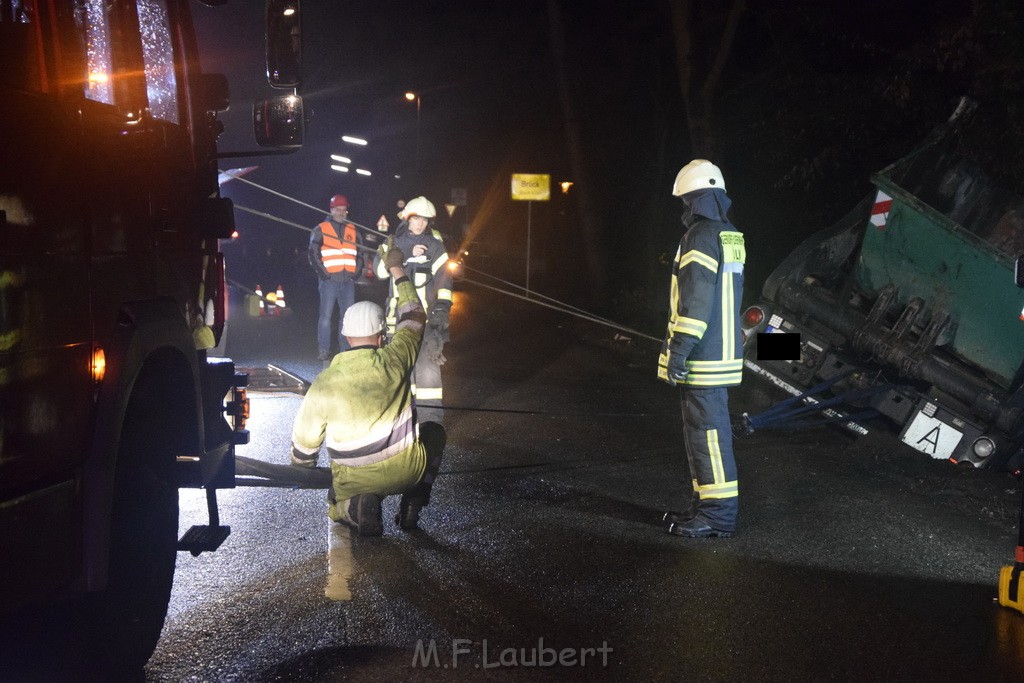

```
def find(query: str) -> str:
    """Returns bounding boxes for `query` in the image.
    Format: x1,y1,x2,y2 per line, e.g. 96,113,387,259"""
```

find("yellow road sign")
511,173,551,201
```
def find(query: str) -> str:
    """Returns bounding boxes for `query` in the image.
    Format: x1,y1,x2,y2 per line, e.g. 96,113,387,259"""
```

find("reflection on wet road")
325,523,354,601
149,288,1024,681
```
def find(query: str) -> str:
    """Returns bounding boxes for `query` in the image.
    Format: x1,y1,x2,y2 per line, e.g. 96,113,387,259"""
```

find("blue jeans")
318,278,355,356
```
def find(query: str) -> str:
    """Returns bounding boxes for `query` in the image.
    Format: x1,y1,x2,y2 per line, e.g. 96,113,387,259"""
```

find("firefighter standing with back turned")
290,241,446,534
310,194,362,360
658,160,746,538
373,196,452,432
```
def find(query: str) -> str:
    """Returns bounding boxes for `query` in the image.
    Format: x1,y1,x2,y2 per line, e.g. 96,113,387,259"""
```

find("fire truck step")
177,524,231,556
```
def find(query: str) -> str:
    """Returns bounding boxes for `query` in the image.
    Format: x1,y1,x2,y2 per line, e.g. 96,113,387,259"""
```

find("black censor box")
756,332,800,361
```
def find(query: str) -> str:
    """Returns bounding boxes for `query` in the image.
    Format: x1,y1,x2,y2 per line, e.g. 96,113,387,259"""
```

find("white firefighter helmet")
399,196,437,220
672,159,726,196
341,301,384,337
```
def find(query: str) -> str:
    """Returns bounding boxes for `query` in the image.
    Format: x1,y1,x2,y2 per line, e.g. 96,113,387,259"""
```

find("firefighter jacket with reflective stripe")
658,218,746,387
290,278,428,467
374,227,453,335
310,218,360,280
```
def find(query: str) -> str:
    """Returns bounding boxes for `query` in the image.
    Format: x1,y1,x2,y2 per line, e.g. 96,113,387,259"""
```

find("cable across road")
222,170,663,343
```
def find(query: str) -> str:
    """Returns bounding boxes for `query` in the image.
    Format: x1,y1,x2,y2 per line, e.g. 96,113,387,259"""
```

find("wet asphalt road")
146,284,1024,681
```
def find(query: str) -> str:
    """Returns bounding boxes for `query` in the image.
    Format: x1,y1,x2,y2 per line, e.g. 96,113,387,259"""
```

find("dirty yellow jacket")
291,278,427,467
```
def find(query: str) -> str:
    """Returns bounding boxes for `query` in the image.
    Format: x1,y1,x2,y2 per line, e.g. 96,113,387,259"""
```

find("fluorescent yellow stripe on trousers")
697,481,738,499
699,429,738,498
413,386,443,400
707,428,724,483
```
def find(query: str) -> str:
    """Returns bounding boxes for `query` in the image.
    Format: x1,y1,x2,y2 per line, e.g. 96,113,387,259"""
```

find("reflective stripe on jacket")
657,219,746,387
319,221,358,274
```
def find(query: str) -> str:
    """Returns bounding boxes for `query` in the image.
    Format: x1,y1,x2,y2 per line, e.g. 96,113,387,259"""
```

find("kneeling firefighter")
290,241,445,535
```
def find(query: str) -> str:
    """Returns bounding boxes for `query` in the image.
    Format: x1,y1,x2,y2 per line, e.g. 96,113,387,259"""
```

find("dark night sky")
193,0,1024,327
196,1,562,205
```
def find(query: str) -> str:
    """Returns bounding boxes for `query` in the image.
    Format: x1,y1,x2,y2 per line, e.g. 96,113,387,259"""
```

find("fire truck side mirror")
253,95,304,148
266,0,302,88
1016,254,1024,288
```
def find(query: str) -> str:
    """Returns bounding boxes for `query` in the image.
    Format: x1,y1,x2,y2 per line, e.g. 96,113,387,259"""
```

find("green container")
856,176,1024,390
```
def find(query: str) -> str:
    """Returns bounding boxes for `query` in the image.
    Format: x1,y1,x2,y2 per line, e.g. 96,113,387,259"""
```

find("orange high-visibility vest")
319,221,358,274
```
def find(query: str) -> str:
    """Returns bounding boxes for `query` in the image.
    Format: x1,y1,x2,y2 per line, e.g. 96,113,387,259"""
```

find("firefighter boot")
347,494,383,536
662,488,699,527
668,497,737,538
396,422,446,531
668,515,734,538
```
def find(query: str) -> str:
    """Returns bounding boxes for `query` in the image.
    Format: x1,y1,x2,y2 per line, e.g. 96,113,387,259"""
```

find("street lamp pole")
404,91,421,182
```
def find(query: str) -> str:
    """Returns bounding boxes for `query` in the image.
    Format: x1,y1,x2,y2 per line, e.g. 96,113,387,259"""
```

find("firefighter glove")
380,238,406,271
666,352,689,386
421,326,447,365
427,307,450,342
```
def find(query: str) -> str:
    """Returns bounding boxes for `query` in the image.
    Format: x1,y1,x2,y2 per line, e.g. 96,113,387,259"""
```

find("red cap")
330,194,349,209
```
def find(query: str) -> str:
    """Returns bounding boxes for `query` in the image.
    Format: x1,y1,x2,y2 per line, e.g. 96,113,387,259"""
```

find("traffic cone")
275,285,287,312
255,285,265,316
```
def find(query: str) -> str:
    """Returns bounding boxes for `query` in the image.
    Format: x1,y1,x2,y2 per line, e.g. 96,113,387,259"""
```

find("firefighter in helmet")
290,242,445,534
373,196,453,429
310,194,362,360
658,160,746,538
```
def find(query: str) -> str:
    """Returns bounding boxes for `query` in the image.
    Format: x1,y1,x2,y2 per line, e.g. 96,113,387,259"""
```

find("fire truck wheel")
83,390,180,675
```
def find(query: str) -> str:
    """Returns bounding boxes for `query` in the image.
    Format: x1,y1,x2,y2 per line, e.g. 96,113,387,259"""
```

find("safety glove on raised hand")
379,238,406,272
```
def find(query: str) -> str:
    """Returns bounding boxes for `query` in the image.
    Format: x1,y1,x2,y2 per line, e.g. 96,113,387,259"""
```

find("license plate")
901,411,964,460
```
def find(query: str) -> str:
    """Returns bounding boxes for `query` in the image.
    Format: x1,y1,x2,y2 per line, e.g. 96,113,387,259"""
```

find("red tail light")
743,306,765,327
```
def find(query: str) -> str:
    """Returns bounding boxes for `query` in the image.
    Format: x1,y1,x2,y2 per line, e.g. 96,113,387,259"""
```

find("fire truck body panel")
0,0,269,665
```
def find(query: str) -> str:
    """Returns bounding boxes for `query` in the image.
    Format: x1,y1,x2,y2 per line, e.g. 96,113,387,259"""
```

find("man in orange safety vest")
310,194,363,360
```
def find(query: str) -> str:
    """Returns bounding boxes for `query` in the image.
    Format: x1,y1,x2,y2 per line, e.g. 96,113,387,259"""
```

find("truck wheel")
83,395,180,676
0,395,180,680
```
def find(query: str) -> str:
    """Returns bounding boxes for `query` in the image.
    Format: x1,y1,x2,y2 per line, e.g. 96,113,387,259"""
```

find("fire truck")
0,0,302,675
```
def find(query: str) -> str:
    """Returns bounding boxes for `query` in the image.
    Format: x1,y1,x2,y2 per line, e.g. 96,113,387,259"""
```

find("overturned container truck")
741,100,1024,470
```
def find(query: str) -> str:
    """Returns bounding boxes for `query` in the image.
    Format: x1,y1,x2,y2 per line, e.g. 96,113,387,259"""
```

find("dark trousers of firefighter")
410,354,444,509
403,421,445,508
680,386,739,530
411,350,444,509
413,352,444,426
318,278,355,355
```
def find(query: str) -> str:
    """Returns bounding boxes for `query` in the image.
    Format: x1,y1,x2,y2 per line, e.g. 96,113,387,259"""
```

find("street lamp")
404,91,421,181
